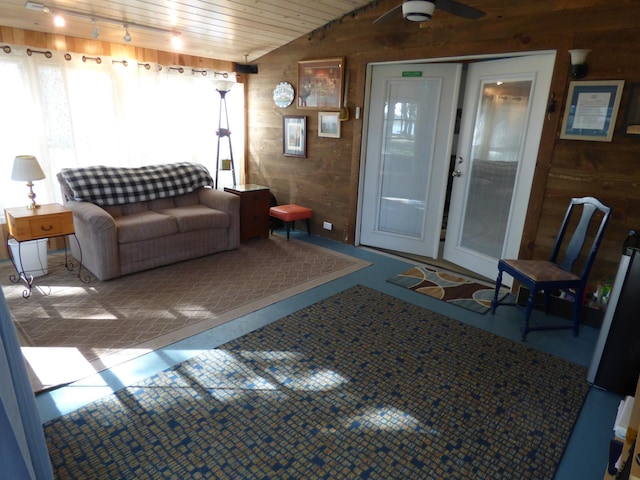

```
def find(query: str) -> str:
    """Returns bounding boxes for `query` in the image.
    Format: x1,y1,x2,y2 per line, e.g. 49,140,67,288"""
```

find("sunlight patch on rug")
0,235,370,392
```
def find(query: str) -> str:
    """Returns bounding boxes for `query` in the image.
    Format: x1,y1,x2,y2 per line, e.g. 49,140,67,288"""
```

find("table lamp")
11,155,46,209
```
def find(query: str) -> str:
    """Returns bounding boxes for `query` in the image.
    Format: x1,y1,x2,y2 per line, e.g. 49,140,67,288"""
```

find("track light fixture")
24,1,183,49
91,19,99,39
171,33,183,50
53,13,65,27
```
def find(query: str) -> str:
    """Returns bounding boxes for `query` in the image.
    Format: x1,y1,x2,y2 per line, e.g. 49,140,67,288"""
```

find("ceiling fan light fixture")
402,0,436,22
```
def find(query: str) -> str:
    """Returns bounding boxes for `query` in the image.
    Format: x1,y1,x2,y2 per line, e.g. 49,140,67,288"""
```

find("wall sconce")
569,49,591,79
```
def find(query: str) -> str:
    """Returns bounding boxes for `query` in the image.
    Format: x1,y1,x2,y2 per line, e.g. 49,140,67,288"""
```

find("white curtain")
0,45,244,216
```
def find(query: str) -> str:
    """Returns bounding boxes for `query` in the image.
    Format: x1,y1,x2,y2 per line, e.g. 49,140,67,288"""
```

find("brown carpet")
0,235,370,393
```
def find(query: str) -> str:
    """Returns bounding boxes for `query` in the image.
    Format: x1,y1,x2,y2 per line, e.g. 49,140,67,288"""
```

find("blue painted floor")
35,232,622,479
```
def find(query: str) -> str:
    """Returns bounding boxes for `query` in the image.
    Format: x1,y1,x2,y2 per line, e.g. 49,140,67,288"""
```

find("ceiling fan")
374,0,486,24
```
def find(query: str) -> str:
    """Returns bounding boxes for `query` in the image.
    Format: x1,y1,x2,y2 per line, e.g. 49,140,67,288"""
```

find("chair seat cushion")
501,259,581,283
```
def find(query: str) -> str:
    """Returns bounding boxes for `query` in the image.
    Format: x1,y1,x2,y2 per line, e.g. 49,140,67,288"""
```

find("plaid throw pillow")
59,162,213,206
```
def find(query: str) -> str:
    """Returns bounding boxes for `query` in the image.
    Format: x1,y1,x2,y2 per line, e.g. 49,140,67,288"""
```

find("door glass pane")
378,80,439,237
460,80,532,257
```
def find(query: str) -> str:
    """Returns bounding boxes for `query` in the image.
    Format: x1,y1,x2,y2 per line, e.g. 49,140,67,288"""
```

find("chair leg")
571,288,583,336
543,289,551,315
521,290,536,341
491,270,503,314
285,221,291,240
305,218,310,236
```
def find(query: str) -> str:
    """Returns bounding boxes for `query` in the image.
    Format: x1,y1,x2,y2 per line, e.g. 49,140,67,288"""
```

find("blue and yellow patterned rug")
44,285,588,479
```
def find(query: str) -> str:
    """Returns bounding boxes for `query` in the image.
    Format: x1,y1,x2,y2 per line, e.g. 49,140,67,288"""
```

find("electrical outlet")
323,221,333,231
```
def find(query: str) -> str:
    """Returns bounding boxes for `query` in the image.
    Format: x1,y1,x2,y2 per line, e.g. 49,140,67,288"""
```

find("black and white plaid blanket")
59,162,213,206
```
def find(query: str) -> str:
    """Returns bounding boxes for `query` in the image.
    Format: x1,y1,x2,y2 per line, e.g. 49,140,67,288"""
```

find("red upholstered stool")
269,204,312,240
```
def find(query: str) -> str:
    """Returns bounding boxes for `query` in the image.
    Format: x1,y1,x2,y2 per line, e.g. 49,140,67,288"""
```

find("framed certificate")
560,80,625,142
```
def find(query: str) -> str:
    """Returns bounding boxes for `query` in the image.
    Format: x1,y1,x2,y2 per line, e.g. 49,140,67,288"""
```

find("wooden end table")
4,203,89,298
224,184,270,243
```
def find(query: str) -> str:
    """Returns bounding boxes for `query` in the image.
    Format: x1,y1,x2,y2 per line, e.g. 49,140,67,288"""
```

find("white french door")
443,54,555,283
359,63,461,257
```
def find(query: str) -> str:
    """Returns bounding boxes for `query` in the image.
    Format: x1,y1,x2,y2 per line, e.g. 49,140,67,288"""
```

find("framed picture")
560,80,625,142
283,115,306,157
318,111,341,138
624,83,640,135
297,57,344,110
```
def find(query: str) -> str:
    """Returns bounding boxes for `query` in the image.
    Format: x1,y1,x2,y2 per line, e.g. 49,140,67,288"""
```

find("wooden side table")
4,203,88,297
224,184,270,243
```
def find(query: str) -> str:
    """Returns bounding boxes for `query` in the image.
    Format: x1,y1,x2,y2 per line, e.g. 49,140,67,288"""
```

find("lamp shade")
568,49,591,79
569,49,591,65
213,78,235,92
11,155,46,182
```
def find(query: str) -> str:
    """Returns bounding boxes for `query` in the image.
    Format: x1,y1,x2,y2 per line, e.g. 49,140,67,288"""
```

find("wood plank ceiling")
0,0,380,62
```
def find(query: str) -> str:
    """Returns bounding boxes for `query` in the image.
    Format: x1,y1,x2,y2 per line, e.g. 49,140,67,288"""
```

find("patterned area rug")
0,235,369,392
387,264,508,313
44,285,589,479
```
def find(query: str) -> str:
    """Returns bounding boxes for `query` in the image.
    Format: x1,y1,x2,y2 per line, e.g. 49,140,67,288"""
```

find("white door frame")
356,50,556,253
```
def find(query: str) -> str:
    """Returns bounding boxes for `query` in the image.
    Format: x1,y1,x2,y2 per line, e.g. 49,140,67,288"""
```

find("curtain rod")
0,43,232,78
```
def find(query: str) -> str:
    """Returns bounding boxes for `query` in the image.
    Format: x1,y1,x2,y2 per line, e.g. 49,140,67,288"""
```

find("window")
0,46,244,216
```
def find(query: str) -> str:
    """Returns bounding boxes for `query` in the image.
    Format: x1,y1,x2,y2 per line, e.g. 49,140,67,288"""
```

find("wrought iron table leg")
64,234,91,284
6,234,37,298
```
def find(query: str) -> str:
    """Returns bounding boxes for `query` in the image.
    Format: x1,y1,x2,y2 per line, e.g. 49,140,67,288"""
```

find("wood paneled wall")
245,1,640,285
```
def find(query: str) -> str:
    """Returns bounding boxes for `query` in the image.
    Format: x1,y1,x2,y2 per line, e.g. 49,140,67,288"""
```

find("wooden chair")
491,197,611,340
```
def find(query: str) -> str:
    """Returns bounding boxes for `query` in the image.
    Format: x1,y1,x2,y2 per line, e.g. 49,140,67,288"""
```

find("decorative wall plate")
273,81,295,108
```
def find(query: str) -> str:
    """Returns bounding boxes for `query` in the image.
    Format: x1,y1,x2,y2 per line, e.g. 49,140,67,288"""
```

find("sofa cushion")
115,211,179,243
103,202,148,218
158,205,230,232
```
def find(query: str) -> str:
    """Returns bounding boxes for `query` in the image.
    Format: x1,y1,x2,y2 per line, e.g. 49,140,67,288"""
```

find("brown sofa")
57,163,240,281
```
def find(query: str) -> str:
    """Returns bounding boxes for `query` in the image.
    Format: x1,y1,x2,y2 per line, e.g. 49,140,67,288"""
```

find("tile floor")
35,232,622,479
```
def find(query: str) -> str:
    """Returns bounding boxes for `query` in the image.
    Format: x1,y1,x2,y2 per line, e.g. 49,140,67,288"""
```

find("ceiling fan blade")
373,4,402,24
436,0,486,19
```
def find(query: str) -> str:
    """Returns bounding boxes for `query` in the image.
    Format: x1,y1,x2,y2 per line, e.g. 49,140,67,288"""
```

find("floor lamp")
214,79,236,189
